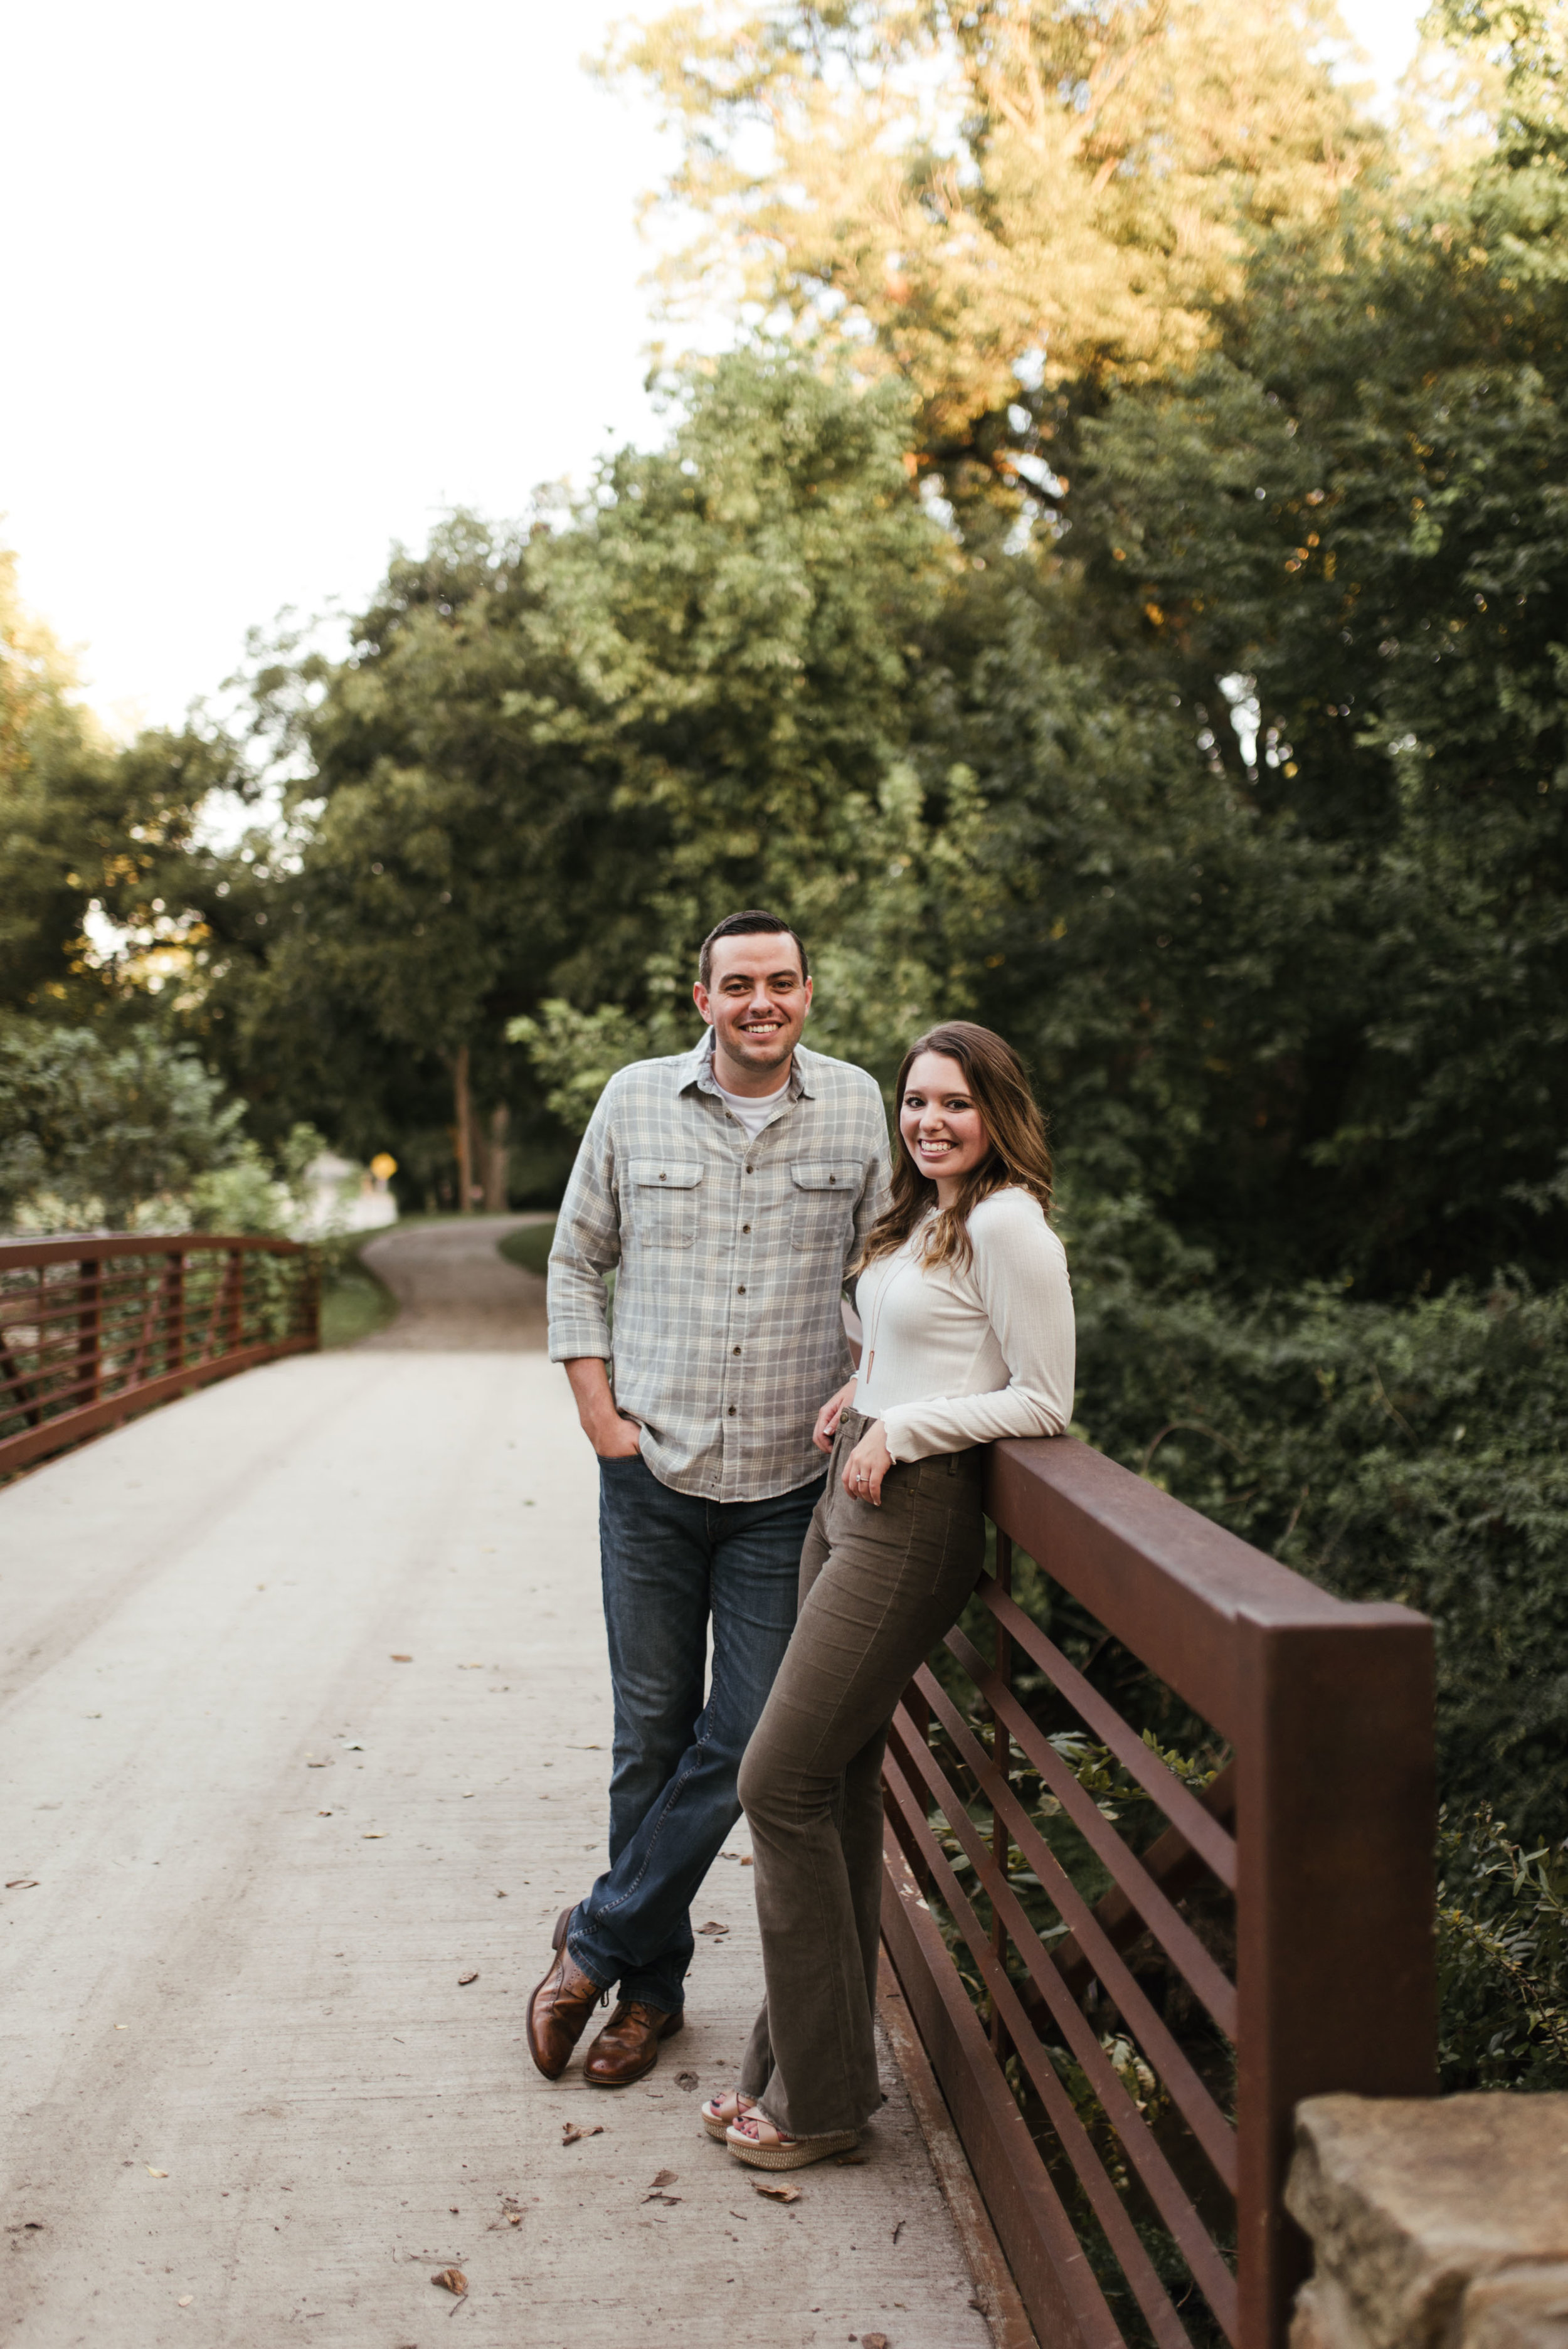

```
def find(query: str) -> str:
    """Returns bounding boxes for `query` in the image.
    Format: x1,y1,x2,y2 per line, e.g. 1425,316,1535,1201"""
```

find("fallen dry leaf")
753,2180,800,2203
146,2168,168,2179
431,2267,467,2296
177,2294,193,2306
642,2190,682,2205
391,1654,413,1663
507,2212,521,2227
6,1879,40,1890
674,2070,699,2091
457,1970,479,1986
836,2152,869,2166
739,1855,754,1867
649,2169,678,2189
863,2335,890,2349
317,1809,332,1816
305,1759,331,1769
697,1920,729,1936
362,1831,385,1840
561,2123,603,2145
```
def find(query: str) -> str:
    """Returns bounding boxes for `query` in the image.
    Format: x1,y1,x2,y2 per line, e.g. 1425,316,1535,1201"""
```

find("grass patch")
319,1253,398,1349
498,1219,556,1279
317,1228,402,1349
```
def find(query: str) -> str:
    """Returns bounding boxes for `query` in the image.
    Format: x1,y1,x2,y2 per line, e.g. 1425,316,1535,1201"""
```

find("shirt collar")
681,1029,815,1102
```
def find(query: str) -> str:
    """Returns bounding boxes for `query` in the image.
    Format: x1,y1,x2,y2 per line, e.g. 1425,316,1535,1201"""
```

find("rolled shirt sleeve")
546,1086,623,1364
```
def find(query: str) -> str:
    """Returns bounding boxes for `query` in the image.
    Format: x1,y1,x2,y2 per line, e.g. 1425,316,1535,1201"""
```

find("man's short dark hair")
698,909,810,989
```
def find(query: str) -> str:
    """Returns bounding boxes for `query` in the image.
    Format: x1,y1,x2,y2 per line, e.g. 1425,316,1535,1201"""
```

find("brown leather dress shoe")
582,1998,684,2089
526,1905,606,2081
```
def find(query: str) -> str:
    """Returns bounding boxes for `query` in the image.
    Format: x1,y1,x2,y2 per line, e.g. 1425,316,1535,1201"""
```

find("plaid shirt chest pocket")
790,1160,861,1252
629,1157,704,1248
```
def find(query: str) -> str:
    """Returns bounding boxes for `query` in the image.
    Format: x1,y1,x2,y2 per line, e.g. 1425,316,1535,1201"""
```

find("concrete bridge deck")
1,1221,1004,2348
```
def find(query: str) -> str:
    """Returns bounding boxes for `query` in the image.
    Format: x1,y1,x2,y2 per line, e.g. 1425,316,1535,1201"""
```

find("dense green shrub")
1066,1190,1568,1842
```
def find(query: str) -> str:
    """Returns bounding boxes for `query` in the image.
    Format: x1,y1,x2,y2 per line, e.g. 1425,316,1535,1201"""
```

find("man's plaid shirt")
548,1033,891,1502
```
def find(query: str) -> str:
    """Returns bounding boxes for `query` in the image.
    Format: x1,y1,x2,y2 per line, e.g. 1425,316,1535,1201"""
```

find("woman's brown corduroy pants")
736,1406,985,2138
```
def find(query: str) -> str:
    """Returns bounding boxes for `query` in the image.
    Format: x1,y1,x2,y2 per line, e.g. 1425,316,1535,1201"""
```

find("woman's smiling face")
899,1051,992,1200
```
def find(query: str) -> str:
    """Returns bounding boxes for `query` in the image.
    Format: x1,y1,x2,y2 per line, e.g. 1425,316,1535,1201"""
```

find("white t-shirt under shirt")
853,1187,1075,1462
711,1073,790,1141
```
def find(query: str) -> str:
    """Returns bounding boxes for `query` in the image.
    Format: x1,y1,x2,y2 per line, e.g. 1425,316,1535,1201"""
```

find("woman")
702,1021,1074,2170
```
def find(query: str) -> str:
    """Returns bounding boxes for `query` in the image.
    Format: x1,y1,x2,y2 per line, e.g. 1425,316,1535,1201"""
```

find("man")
528,909,889,2087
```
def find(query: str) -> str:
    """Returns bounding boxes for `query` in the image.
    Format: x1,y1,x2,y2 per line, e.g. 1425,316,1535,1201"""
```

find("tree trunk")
483,1101,511,1213
453,1045,474,1214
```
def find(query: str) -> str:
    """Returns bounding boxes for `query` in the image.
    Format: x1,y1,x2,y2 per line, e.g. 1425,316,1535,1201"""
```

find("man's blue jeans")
567,1451,825,2017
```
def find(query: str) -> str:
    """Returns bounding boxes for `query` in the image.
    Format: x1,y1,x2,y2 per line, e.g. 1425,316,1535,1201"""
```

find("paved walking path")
0,1221,997,2347
358,1213,552,1350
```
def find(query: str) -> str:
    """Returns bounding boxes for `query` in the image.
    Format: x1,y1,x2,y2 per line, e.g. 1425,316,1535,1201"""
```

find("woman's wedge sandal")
725,2111,860,2170
701,2089,755,2143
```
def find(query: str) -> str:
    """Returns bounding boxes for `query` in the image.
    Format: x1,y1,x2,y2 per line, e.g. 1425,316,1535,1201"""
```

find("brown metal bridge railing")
0,1234,319,1477
880,1433,1436,2349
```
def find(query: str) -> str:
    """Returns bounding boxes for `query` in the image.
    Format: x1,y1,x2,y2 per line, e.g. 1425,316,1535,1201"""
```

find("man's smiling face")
693,935,812,1091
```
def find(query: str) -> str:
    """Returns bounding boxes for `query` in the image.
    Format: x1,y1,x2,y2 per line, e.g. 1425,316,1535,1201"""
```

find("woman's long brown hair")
857,1021,1053,1275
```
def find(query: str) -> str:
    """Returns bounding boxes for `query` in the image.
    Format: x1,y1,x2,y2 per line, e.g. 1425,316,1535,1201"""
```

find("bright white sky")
4,0,1426,734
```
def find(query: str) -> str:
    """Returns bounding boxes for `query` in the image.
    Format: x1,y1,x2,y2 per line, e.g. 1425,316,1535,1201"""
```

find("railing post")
1233,1608,1438,2349
77,1256,101,1407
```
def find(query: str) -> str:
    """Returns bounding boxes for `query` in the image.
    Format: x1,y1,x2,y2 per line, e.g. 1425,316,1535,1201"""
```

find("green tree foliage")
186,356,987,1196
1438,1803,1568,2090
0,1017,244,1228
606,0,1382,459
1,538,238,1022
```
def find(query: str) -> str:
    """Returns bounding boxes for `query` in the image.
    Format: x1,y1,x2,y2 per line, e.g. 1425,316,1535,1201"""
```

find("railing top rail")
0,1233,309,1271
985,1436,1428,1741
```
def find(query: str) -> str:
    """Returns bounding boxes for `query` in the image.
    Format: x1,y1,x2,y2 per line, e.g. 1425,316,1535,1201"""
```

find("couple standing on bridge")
527,909,1075,2171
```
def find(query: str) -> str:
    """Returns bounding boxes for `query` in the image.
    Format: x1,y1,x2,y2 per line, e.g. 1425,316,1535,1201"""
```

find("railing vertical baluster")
165,1251,185,1378
227,1248,245,1353
77,1256,101,1408
989,1529,1013,2058
304,1246,322,1347
1,1236,315,1478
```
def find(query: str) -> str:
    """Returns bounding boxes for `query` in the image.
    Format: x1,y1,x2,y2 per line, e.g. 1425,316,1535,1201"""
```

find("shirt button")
737,1285,746,1294
732,1346,741,1356
727,1406,736,1417
746,1165,755,1174
741,1223,751,1234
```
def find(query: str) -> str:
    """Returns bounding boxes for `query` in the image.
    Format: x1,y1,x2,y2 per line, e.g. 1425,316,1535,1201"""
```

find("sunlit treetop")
604,0,1389,455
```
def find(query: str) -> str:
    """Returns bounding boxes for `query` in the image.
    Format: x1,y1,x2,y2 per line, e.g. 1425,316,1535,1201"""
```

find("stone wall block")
1286,2095,1568,2349
1461,2267,1568,2349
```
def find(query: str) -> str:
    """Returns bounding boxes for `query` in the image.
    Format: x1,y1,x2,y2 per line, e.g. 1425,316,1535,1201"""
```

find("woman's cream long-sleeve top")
852,1187,1074,1463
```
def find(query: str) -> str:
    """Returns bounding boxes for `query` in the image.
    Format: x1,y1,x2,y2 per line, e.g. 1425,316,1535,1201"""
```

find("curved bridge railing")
881,1434,1436,2349
0,1234,319,1477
